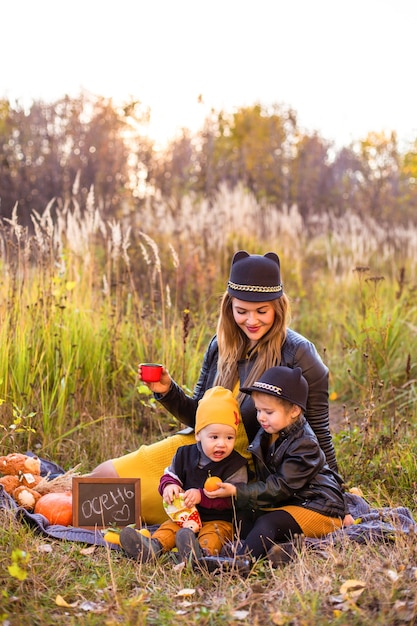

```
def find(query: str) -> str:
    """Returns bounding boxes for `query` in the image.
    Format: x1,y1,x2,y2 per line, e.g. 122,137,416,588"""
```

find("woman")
91,251,349,525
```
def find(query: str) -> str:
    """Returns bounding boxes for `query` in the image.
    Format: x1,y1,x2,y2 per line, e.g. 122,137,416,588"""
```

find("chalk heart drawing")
113,504,131,522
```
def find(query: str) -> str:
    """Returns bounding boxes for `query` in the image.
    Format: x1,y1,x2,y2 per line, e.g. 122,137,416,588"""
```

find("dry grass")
34,466,82,495
2,502,417,625
1,190,417,624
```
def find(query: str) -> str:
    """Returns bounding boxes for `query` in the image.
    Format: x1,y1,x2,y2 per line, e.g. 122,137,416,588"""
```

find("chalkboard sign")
72,477,141,529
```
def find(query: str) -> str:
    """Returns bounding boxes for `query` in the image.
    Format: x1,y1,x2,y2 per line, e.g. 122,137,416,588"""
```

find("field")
1,189,417,625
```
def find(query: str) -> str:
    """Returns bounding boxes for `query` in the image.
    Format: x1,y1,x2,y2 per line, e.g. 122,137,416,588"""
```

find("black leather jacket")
234,416,346,519
157,329,338,472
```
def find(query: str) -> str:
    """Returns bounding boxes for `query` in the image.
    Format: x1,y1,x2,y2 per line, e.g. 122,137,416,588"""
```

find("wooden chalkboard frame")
72,477,141,529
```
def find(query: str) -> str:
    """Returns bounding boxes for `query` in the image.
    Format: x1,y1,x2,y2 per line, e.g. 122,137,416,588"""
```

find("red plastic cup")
141,363,163,383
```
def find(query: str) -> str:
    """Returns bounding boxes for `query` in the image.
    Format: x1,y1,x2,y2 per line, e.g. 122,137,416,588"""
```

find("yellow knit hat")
195,386,241,434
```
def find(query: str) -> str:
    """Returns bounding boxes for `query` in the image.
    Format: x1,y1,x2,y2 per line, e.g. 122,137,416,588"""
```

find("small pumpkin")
34,491,73,526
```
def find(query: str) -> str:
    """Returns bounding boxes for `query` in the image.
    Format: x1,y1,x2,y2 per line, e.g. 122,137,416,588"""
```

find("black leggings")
239,510,302,559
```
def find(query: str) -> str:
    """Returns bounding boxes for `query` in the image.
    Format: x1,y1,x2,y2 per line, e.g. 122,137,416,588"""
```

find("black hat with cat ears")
227,250,283,301
241,366,308,412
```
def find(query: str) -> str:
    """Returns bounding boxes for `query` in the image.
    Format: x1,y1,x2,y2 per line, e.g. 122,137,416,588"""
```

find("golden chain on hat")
227,281,282,293
252,382,283,395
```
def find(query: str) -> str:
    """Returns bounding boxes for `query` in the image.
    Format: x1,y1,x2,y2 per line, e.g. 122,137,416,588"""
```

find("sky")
2,0,417,149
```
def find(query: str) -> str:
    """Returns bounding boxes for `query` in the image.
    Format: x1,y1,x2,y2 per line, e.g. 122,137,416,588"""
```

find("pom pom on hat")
195,386,241,434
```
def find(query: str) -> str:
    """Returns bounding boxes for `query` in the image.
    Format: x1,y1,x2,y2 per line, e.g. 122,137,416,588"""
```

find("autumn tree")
204,104,298,206
327,147,366,215
148,130,196,209
398,139,417,222
289,132,333,217
352,131,401,221
0,94,153,226
2,94,417,228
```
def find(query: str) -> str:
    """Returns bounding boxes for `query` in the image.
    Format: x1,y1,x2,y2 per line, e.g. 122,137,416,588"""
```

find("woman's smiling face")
231,298,276,346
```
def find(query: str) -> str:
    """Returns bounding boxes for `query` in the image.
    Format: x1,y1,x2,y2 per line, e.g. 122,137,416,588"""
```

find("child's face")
252,392,301,434
195,424,236,462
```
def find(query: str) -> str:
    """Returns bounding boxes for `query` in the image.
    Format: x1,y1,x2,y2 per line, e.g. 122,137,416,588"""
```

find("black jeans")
237,510,302,559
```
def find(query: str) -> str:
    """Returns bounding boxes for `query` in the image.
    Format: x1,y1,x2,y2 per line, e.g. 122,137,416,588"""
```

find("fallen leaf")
392,600,415,622
37,544,53,553
340,579,366,599
231,610,250,620
7,564,28,581
329,594,344,605
124,592,149,607
80,545,97,555
270,610,287,625
176,588,196,597
177,601,194,608
385,568,400,582
173,561,186,573
55,594,78,608
80,600,104,612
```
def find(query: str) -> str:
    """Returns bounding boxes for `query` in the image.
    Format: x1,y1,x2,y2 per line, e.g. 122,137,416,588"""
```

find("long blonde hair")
215,292,291,404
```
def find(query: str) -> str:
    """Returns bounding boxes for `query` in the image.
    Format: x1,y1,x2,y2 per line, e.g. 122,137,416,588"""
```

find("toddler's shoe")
175,527,202,563
267,534,305,567
221,538,249,557
120,527,162,562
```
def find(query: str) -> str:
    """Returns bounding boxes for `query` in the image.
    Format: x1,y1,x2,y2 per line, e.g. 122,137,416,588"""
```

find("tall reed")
1,189,417,473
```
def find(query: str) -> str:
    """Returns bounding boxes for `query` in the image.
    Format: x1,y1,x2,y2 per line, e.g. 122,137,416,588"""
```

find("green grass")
2,509,417,625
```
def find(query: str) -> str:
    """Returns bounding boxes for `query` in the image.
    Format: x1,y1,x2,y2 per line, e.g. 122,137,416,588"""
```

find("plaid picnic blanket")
305,492,417,547
1,454,416,549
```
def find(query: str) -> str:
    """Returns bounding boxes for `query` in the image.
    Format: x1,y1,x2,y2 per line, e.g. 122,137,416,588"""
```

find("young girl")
206,366,346,563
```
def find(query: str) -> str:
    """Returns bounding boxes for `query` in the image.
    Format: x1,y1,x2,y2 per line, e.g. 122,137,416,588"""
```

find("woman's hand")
203,482,237,499
343,513,355,527
138,363,172,395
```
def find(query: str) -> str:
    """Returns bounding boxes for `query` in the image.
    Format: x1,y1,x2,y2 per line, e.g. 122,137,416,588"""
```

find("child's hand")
162,484,182,505
204,482,237,498
182,488,201,508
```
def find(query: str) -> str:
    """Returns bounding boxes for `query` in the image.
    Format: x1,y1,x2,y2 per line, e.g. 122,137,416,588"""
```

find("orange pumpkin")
34,491,73,526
